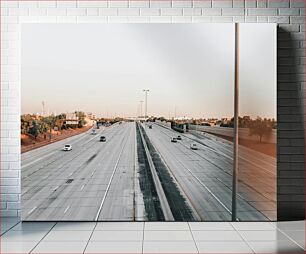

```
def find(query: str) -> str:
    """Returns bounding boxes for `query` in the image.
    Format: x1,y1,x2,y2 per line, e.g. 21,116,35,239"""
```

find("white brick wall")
0,0,305,219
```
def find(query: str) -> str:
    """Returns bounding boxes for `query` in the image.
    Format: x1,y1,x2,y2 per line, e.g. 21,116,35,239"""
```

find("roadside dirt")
21,126,92,153
208,132,276,158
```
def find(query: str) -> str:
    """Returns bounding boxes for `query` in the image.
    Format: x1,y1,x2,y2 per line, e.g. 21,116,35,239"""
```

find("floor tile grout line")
230,221,256,254
141,221,145,254
276,229,305,232
230,221,305,251
230,221,276,231
28,221,58,254
276,227,305,251
269,221,277,229
82,222,98,254
2,220,304,253
0,220,21,236
187,222,200,254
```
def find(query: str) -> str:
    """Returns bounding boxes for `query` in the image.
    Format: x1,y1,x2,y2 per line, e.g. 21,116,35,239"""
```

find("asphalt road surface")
145,123,276,221
22,122,138,221
22,121,276,221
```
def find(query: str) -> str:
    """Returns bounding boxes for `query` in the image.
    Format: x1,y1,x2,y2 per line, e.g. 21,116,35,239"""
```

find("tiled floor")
0,218,304,253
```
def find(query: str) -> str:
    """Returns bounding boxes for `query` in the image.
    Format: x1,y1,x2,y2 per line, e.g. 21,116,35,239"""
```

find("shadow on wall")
277,27,305,221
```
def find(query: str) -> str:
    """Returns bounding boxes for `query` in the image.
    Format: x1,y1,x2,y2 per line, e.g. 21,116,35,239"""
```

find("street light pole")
232,23,240,222
140,100,143,118
143,89,149,119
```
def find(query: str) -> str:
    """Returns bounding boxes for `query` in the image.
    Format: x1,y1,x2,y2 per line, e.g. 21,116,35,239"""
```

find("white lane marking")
151,123,233,215
190,167,233,215
191,131,276,174
64,205,70,214
83,132,103,146
28,206,37,215
22,128,93,161
22,151,57,168
22,126,100,169
94,129,128,221
80,185,85,191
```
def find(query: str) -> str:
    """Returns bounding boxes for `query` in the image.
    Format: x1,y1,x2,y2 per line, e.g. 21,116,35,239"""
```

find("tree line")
21,111,87,140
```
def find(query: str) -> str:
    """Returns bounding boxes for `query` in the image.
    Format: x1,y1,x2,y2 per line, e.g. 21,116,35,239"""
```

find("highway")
22,121,276,221
145,123,276,221
22,122,139,221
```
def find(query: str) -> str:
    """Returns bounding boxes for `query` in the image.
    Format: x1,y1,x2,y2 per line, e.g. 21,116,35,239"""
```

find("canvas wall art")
21,23,276,221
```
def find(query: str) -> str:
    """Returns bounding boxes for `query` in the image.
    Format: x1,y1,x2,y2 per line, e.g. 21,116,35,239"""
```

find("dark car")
149,125,152,129
177,135,182,140
100,136,106,142
171,137,178,143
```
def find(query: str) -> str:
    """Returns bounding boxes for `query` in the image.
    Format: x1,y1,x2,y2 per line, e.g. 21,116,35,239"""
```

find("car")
100,136,106,142
63,144,72,151
149,125,152,129
190,143,198,150
92,129,97,135
171,137,178,143
177,135,182,140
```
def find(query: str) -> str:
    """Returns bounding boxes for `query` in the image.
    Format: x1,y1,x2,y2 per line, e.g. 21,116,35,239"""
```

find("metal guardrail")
138,123,174,221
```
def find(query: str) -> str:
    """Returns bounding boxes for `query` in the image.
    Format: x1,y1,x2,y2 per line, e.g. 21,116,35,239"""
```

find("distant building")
173,116,191,121
87,112,96,120
65,113,79,125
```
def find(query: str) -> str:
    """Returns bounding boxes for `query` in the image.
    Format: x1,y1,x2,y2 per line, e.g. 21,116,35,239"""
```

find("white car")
63,144,72,151
190,143,198,150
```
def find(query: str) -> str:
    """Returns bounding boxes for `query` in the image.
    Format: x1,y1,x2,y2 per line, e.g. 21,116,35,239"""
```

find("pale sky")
21,23,276,119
